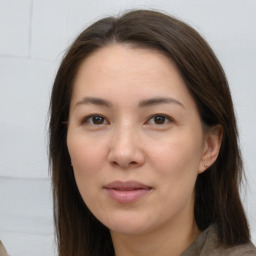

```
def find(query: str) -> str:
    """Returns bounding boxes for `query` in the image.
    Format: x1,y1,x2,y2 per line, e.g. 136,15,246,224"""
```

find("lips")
103,181,152,203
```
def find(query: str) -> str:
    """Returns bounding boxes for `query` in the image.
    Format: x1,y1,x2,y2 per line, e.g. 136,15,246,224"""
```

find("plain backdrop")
0,0,255,255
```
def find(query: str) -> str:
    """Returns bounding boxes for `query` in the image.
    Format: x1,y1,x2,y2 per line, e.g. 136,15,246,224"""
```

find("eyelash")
81,114,173,126
146,114,173,125
81,114,108,125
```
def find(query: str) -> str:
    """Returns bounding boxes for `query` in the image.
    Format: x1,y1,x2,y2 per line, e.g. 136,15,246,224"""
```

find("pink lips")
104,181,152,203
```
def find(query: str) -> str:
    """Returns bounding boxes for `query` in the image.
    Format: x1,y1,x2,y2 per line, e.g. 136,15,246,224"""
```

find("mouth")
103,181,152,203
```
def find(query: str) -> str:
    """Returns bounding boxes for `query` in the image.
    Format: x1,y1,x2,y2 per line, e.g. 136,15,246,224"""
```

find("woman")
49,9,256,256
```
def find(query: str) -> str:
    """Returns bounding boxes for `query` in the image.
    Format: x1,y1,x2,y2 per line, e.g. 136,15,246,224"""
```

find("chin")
100,212,157,236
109,222,150,236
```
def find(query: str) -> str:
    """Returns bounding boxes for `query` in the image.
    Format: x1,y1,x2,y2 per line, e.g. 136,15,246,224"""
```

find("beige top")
182,225,256,256
0,241,8,256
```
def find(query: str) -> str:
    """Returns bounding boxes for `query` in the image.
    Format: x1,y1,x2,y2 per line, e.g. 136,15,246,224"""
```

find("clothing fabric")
0,241,8,256
182,225,256,256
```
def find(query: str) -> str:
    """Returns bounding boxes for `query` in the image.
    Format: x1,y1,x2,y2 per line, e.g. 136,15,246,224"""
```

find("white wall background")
0,0,255,255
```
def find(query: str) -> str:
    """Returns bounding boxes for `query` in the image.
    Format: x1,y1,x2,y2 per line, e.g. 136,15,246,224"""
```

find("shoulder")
216,243,256,256
182,225,256,256
211,242,256,256
201,225,256,256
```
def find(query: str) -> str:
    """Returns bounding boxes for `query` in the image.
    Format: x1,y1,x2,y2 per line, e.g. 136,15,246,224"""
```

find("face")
67,44,208,236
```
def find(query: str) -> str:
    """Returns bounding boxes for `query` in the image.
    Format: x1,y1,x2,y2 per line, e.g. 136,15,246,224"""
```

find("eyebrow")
138,97,184,108
75,96,184,108
75,97,113,108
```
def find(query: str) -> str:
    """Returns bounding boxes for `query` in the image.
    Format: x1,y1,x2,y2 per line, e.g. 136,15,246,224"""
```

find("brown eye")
92,116,105,124
146,114,173,126
82,115,108,125
154,116,166,124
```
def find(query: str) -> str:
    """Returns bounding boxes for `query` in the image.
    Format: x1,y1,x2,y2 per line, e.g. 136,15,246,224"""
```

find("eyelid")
81,114,109,125
146,113,174,125
80,113,173,126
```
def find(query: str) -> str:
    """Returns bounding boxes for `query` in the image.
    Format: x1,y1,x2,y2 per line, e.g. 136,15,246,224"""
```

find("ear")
198,124,223,173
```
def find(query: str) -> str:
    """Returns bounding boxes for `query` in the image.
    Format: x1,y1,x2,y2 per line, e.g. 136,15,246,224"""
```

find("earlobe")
199,124,223,173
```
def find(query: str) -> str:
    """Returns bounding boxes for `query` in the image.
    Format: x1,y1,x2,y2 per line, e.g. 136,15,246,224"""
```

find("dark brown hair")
49,9,250,256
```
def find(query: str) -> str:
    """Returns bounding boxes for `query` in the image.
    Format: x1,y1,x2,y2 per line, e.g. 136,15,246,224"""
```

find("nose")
107,125,145,169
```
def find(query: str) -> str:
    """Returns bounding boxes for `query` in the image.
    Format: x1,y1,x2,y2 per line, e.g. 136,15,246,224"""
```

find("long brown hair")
49,9,250,256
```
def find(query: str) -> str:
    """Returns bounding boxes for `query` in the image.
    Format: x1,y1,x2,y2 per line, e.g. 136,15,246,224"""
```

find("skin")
67,44,222,256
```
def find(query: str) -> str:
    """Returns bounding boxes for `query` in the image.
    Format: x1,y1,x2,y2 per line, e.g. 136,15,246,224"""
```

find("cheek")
67,133,107,206
67,131,107,175
66,131,108,201
152,139,201,211
148,132,203,193
150,136,203,171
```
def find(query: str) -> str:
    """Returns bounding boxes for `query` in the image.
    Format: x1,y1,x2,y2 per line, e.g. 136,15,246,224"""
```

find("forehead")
76,44,175,78
71,44,196,109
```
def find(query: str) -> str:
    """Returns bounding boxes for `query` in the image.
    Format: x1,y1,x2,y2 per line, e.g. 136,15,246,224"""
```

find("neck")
111,219,200,256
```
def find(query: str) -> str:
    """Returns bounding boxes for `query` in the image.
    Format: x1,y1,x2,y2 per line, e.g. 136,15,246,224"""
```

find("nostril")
111,161,138,168
111,161,119,167
110,160,139,168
